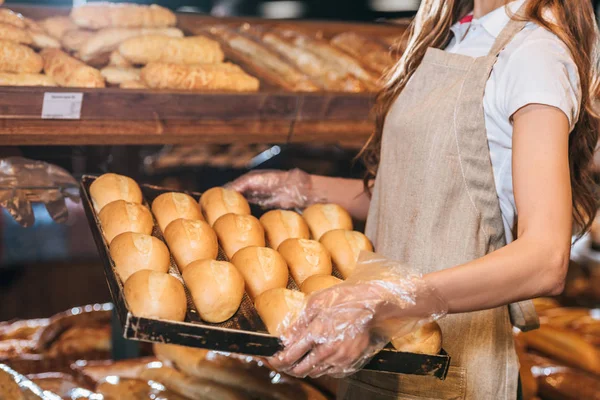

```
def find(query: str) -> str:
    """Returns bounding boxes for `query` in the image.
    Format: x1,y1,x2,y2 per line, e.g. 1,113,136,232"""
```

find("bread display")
200,187,251,226
119,35,224,65
100,66,140,85
163,218,219,270
71,3,177,30
213,214,265,259
0,72,55,86
151,192,204,232
28,31,60,49
0,9,25,29
89,173,143,211
302,203,353,240
182,260,245,323
123,270,187,321
391,322,443,355
0,40,43,73
300,274,343,295
259,210,310,250
331,32,394,75
41,49,105,88
98,200,153,244
0,22,32,45
60,28,94,52
278,238,332,285
109,232,170,282
40,16,78,40
254,288,305,335
320,229,373,278
230,246,288,299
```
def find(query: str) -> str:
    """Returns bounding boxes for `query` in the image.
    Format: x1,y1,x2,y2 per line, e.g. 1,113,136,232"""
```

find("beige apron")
338,10,538,400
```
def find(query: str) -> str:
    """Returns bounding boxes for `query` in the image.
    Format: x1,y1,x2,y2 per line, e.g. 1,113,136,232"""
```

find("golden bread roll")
200,187,251,226
78,27,183,62
0,72,55,86
71,3,177,30
0,9,25,29
0,22,31,44
141,62,260,92
0,40,42,73
391,322,442,355
213,214,265,260
123,270,187,322
163,218,218,270
259,210,310,250
302,203,353,240
109,49,132,67
100,66,141,85
109,232,170,282
320,229,373,278
89,173,143,211
40,16,78,39
278,238,332,285
182,260,244,323
300,274,343,295
152,192,204,232
29,31,60,49
118,35,224,65
254,288,305,335
60,29,94,52
120,79,147,89
41,49,105,88
98,200,153,244
230,246,288,299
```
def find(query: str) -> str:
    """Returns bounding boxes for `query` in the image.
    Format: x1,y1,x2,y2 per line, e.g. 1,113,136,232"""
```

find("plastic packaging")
0,157,79,227
272,251,448,378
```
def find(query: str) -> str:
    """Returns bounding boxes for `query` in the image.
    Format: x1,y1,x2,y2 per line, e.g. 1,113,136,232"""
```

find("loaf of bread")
100,66,141,85
391,322,442,355
42,49,105,88
300,274,343,295
0,367,25,400
320,229,373,278
163,218,219,270
0,22,32,44
40,16,78,39
331,32,394,75
98,200,153,244
278,238,332,285
213,214,265,259
302,203,353,240
0,9,25,29
61,29,94,52
182,260,244,323
259,210,310,250
96,377,188,400
538,368,600,400
123,270,187,322
200,187,251,226
254,288,305,335
230,246,288,299
119,35,224,65
71,3,177,30
89,173,143,211
141,62,260,92
120,79,147,89
0,72,55,86
29,31,60,49
151,192,204,232
109,232,170,282
0,40,42,73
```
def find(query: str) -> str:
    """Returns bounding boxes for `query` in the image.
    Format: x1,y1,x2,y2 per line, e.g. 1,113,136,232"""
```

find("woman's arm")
310,175,371,220
425,104,572,313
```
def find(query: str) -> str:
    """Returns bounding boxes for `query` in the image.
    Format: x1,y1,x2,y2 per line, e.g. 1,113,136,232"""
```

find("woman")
229,0,599,399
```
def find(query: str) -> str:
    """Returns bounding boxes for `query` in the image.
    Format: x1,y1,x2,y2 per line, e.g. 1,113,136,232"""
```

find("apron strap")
488,3,529,57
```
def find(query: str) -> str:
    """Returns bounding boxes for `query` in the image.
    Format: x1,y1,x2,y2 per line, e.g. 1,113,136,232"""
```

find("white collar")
450,0,527,43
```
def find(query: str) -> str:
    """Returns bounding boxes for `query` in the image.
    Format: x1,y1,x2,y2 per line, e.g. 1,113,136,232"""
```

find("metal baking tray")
79,175,450,379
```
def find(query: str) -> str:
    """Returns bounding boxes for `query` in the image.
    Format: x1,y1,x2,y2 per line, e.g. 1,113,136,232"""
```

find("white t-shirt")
445,0,581,243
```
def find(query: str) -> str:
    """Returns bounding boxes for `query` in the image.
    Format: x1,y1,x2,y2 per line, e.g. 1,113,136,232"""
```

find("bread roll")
109,232,170,282
109,49,132,67
213,214,265,260
0,40,43,73
163,218,218,270
98,200,153,244
123,270,187,322
300,274,343,295
182,260,244,323
0,72,55,86
391,322,442,355
0,9,25,29
259,210,310,250
254,288,305,335
151,192,203,232
89,173,143,211
119,35,223,65
40,16,77,39
100,66,141,85
0,22,31,44
230,246,288,299
302,203,353,240
278,238,332,285
41,49,105,88
71,3,177,29
120,79,147,89
61,29,94,52
200,187,251,226
29,31,60,49
320,229,373,278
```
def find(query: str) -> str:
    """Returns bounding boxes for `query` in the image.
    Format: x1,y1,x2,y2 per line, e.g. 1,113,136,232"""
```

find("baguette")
0,22,32,45
0,72,56,86
42,49,105,88
71,3,177,29
331,32,394,75
61,29,94,52
119,35,224,65
40,16,78,39
0,40,43,73
0,9,25,29
120,79,147,89
29,30,61,49
100,66,141,85
78,27,184,62
109,49,132,67
141,62,259,92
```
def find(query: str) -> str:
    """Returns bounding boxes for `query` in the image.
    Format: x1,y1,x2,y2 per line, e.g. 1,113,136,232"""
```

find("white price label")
41,93,83,119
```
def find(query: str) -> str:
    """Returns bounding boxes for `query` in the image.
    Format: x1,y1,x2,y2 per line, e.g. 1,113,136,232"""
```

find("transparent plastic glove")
0,157,79,227
225,168,323,209
271,251,447,379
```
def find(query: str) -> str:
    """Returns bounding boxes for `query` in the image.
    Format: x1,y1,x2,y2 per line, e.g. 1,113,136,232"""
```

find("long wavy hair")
359,0,600,234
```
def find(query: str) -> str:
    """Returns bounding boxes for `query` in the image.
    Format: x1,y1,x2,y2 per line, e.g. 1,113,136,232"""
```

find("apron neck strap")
487,3,529,56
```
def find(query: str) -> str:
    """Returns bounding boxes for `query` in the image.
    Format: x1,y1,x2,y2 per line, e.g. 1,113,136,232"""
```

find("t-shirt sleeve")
501,35,581,132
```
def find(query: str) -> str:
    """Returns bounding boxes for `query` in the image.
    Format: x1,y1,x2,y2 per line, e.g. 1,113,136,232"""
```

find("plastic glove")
225,169,324,209
0,157,79,227
271,251,447,379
